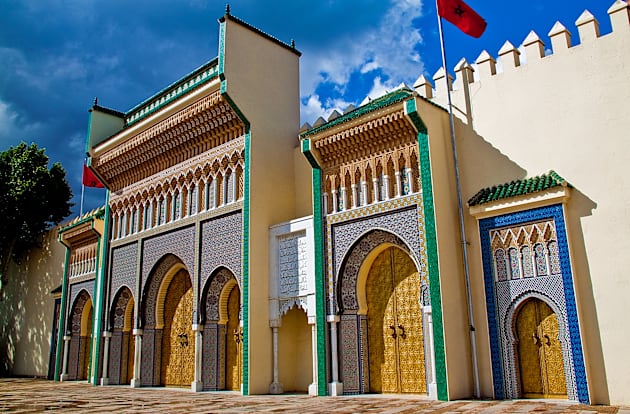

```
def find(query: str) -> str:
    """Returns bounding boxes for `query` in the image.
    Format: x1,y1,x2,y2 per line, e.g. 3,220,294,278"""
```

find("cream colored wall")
415,98,474,399
428,3,630,405
277,307,312,392
293,145,313,219
0,228,65,377
222,18,301,394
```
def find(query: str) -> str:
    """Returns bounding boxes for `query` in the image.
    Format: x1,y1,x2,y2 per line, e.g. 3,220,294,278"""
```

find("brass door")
162,271,195,387
516,299,567,399
81,306,93,380
225,286,242,391
367,247,426,394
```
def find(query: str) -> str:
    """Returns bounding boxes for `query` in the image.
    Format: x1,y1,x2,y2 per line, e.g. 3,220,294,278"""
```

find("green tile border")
405,99,448,401
301,138,327,396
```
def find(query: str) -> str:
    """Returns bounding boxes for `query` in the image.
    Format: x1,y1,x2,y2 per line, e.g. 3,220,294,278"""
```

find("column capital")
327,315,340,323
102,331,112,338
132,329,143,336
192,324,203,332
63,335,71,341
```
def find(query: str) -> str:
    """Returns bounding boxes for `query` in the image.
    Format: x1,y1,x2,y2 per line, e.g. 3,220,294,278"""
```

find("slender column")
423,306,438,399
322,193,329,215
351,184,358,209
192,324,203,392
394,171,402,197
340,187,347,211
60,335,71,381
331,190,338,213
360,181,368,205
269,323,283,394
327,315,343,396
130,329,143,388
308,321,318,396
100,331,112,386
383,175,390,200
544,246,552,276
372,178,380,203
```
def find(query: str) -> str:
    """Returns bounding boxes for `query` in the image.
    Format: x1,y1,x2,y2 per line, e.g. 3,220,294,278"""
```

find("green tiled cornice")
125,59,219,127
468,171,569,207
300,89,414,138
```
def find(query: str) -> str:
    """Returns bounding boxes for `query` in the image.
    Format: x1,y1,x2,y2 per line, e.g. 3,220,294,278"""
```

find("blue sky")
0,0,616,217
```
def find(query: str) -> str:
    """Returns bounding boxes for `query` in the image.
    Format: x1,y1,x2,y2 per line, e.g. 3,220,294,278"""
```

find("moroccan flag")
438,0,487,38
82,164,104,188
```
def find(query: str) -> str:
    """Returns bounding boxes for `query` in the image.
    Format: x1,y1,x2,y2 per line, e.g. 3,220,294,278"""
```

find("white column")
327,315,343,396
269,323,283,394
423,306,438,399
60,335,71,381
322,193,329,215
340,187,347,211
383,175,390,200
192,324,203,392
360,181,368,205
308,321,318,396
351,184,358,209
100,331,112,386
130,329,143,388
331,190,338,213
394,171,402,197
372,178,380,203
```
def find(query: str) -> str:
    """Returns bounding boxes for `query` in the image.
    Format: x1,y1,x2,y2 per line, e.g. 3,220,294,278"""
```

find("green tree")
0,142,73,293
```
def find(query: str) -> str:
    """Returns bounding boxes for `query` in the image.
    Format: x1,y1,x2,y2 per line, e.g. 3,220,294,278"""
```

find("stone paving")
0,378,625,413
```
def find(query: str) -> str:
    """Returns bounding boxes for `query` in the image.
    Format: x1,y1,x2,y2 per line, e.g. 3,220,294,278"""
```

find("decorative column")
269,321,283,394
130,329,143,388
327,315,343,396
100,331,112,386
372,178,380,203
322,193,329,215
331,189,338,213
192,324,203,391
383,175,390,200
60,335,71,381
351,184,358,209
423,306,437,399
308,320,318,396
340,187,347,211
394,171,402,198
361,181,369,205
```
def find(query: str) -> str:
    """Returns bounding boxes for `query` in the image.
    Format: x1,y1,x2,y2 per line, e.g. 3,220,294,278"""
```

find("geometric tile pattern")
109,242,138,318
479,204,589,403
199,211,243,292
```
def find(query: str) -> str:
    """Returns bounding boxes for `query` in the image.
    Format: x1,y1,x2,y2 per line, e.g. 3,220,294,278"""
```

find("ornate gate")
516,298,567,398
367,247,426,393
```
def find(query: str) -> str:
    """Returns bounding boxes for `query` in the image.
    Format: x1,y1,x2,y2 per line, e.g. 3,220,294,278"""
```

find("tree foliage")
0,142,73,290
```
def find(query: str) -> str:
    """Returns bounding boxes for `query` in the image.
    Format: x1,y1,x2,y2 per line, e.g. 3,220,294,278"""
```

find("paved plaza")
0,378,625,413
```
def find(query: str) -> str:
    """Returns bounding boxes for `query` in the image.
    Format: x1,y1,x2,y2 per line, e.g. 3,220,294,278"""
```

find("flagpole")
80,183,85,216
436,4,480,399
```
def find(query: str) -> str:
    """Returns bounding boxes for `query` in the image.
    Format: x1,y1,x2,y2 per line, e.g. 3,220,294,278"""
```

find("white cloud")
300,0,425,123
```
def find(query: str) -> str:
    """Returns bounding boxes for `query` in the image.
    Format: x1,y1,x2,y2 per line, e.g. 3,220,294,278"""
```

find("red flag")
82,164,104,188
438,0,487,38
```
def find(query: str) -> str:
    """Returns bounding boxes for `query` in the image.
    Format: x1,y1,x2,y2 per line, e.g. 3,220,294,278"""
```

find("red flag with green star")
438,0,487,38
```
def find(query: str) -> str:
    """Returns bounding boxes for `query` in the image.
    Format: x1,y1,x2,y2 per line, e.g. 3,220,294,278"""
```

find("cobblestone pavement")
0,378,625,413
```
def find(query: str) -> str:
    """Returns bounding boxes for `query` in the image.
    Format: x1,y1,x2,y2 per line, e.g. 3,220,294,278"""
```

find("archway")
159,269,194,387
223,281,241,391
278,305,312,392
515,298,567,399
365,246,426,394
108,286,135,385
68,290,93,381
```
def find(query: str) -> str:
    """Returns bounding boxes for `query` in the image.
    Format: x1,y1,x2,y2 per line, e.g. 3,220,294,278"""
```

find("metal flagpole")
80,183,85,216
436,4,480,399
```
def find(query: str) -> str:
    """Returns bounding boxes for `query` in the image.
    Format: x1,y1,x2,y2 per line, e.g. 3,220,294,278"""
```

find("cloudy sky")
0,0,615,216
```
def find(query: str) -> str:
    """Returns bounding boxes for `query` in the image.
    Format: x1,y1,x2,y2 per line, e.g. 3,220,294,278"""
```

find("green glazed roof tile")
468,170,570,206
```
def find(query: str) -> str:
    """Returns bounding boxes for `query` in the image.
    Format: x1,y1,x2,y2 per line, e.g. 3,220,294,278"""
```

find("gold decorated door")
225,286,242,391
161,271,195,387
367,247,426,394
516,299,567,399
81,306,93,380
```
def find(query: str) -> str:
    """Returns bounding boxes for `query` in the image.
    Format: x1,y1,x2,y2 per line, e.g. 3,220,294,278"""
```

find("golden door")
516,299,567,399
162,272,195,387
225,286,242,391
367,247,426,394
81,306,94,380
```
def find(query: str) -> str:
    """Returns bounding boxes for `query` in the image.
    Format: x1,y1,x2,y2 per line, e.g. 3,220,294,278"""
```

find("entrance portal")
225,284,242,391
516,298,567,399
160,269,194,387
366,247,426,394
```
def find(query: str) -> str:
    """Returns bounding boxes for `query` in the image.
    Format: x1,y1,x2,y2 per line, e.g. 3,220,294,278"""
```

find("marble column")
130,329,142,388
327,315,343,396
60,335,71,381
192,324,203,392
100,331,112,386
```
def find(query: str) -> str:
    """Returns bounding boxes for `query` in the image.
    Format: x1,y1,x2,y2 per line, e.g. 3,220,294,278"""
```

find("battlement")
417,0,630,107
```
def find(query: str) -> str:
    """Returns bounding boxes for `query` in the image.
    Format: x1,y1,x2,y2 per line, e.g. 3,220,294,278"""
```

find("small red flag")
82,164,104,188
438,0,487,38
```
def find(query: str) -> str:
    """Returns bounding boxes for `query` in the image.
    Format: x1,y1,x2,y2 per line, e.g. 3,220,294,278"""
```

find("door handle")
532,332,541,346
398,324,406,339
389,325,397,339
543,334,551,346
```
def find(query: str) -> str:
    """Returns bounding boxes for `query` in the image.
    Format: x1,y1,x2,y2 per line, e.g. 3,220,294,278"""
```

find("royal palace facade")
4,2,630,406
